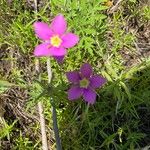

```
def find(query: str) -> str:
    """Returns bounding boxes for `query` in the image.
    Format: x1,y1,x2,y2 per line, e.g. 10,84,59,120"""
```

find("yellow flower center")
50,35,62,47
80,78,89,88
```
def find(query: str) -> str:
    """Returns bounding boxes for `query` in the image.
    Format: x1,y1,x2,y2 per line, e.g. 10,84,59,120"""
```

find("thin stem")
33,0,38,13
35,59,49,150
47,58,62,150
46,58,52,83
37,101,49,150
34,0,48,149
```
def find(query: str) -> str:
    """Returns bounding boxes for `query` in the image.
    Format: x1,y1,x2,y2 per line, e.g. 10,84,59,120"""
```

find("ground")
0,0,150,150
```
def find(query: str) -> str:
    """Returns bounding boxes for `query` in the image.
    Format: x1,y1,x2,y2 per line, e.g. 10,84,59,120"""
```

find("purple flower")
33,14,79,59
66,63,106,104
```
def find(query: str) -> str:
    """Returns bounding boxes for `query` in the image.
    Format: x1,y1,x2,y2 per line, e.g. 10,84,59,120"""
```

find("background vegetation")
0,0,150,149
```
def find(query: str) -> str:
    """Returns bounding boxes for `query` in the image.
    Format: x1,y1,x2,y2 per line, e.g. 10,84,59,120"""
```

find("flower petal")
33,22,53,40
90,75,106,88
50,14,67,35
53,56,64,64
83,88,96,104
66,71,80,83
68,86,83,100
61,33,79,48
49,47,67,56
34,43,51,57
80,63,93,78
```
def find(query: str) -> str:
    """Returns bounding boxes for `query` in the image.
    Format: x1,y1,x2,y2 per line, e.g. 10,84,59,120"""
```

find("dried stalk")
47,58,62,150
34,0,48,149
35,59,49,150
108,0,123,14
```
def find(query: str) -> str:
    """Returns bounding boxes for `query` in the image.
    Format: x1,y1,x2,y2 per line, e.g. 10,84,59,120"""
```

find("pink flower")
66,63,107,104
33,14,79,58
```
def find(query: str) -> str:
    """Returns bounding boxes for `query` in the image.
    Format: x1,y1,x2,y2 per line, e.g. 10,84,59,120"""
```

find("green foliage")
129,0,137,3
7,12,35,54
142,5,150,20
13,132,39,150
0,118,16,140
0,0,150,149
0,80,14,93
39,0,108,67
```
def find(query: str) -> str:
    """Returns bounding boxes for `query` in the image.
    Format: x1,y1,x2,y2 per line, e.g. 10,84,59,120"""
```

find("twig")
37,102,48,150
47,58,62,150
108,0,123,14
35,59,49,150
33,0,38,13
46,58,52,83
34,0,48,149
